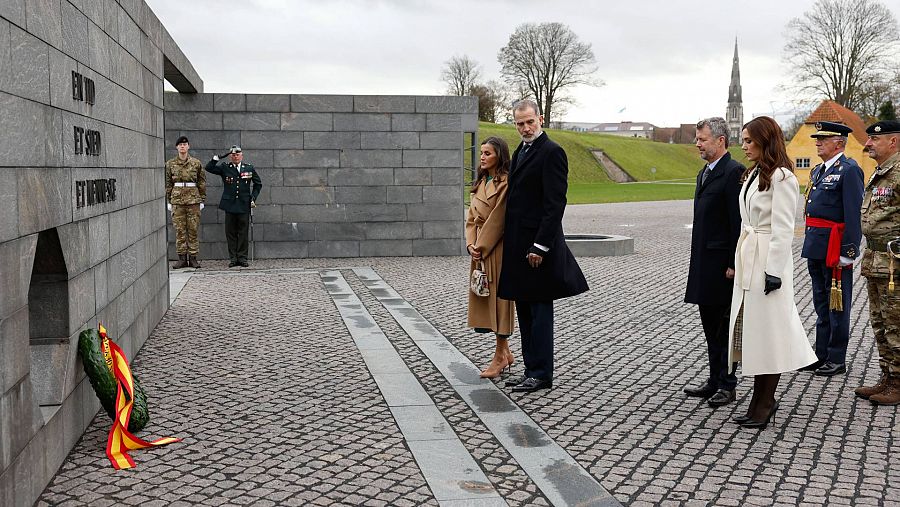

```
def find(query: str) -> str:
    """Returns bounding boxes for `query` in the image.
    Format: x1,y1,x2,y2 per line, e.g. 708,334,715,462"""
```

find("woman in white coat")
729,116,818,429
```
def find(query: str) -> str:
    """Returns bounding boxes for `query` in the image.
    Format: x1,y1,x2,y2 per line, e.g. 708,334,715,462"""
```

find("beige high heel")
480,355,511,378
480,340,511,378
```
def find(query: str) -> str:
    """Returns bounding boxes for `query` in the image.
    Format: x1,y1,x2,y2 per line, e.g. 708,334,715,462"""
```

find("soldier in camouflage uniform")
165,136,206,269
856,120,900,406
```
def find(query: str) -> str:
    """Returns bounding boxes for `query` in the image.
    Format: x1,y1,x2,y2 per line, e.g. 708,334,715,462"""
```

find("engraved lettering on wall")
75,179,117,208
72,70,100,156
71,70,95,105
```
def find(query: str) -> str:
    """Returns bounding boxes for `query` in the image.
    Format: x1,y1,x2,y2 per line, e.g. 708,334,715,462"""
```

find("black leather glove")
527,245,545,257
764,273,781,295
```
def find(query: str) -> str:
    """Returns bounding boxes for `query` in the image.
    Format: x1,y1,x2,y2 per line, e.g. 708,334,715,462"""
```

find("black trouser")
807,258,852,364
515,300,554,381
224,212,250,263
699,303,737,390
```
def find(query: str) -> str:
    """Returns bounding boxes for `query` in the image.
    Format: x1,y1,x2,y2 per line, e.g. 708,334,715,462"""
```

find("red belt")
805,217,845,268
805,217,846,311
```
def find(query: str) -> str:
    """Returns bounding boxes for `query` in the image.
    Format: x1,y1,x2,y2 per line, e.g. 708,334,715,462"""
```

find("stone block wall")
0,1,200,505
164,93,478,258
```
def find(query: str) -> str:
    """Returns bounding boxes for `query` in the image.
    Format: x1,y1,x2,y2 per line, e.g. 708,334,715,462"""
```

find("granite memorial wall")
164,92,478,259
1,2,477,505
0,1,201,505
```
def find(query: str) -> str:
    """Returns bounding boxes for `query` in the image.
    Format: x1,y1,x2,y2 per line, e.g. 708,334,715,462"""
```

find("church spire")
726,37,744,143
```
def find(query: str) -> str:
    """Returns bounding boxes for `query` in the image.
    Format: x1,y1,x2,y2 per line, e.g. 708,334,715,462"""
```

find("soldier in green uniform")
165,136,206,269
856,120,900,406
205,145,262,267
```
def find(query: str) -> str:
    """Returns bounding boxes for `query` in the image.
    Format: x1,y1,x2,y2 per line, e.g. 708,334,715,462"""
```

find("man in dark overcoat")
205,145,262,267
498,99,589,393
800,121,864,377
683,117,744,407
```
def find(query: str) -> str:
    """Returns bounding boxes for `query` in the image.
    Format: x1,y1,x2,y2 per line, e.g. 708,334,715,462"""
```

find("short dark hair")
512,99,540,116
695,117,729,146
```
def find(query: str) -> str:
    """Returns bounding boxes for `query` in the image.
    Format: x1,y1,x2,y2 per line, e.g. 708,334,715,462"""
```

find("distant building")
550,121,602,132
589,121,657,138
785,100,875,185
653,124,697,144
726,38,744,144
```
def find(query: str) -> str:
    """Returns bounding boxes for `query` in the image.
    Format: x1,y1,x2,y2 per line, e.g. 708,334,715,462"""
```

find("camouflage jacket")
165,155,206,205
861,152,900,278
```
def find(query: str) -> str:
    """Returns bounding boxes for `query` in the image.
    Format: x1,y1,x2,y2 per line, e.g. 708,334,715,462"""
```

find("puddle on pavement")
370,288,392,298
542,459,611,506
458,480,494,493
468,388,515,413
346,314,374,329
447,362,481,385
507,423,551,448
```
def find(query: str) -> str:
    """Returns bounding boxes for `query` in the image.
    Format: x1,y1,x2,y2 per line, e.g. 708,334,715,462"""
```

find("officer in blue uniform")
800,121,865,376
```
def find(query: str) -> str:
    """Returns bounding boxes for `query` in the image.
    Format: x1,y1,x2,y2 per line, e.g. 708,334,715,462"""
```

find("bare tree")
470,80,510,123
498,22,600,127
440,55,482,96
782,0,900,112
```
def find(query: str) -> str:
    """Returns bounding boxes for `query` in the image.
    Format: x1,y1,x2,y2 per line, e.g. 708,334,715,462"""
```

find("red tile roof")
804,100,868,146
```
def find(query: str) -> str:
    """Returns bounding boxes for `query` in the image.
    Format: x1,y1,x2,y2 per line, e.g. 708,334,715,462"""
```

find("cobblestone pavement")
39,200,898,506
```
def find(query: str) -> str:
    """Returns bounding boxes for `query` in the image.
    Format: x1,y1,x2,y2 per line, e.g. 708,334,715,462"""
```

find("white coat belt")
174,182,196,187
737,224,771,290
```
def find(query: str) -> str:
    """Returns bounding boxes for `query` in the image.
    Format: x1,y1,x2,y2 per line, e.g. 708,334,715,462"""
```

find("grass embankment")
474,122,750,204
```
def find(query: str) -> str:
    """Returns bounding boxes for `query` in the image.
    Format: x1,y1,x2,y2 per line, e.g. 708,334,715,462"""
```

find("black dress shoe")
814,361,846,377
510,377,552,393
707,389,736,407
228,261,238,268
683,381,716,398
239,261,249,267
799,359,824,372
504,375,526,387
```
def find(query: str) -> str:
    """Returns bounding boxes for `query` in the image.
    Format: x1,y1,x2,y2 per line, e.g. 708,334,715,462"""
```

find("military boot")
855,373,889,399
188,254,201,269
869,376,900,406
173,254,188,269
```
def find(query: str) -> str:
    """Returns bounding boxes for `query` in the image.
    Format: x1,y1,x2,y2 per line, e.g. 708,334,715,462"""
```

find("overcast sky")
147,0,832,126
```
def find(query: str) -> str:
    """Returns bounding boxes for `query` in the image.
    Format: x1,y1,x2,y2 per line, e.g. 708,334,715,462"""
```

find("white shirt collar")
823,152,843,170
707,155,724,171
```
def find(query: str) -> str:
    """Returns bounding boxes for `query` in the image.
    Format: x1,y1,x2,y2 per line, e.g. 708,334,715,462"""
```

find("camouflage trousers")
865,276,900,375
172,204,201,255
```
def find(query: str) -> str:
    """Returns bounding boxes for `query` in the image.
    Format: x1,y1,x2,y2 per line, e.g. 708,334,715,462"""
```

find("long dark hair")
741,116,793,192
471,136,511,193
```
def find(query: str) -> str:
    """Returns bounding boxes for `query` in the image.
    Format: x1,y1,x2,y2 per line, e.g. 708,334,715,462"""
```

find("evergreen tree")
878,100,897,121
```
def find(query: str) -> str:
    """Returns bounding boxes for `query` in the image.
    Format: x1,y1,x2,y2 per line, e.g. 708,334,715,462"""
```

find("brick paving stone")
35,200,898,506
38,273,435,506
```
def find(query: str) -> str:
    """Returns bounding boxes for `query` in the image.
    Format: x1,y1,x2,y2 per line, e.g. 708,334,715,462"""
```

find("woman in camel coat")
466,137,516,378
728,116,817,429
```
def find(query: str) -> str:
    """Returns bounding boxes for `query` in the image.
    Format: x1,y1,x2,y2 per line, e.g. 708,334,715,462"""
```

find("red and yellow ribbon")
99,324,180,469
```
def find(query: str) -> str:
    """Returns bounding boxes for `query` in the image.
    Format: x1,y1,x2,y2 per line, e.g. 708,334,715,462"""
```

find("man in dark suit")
498,99,589,393
684,117,744,407
800,121,864,377
205,145,262,267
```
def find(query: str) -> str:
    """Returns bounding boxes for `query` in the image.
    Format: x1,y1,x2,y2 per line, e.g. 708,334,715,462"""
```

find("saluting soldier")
165,136,206,269
856,120,900,406
205,145,262,268
800,121,864,377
